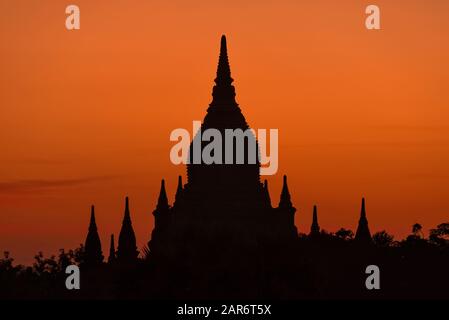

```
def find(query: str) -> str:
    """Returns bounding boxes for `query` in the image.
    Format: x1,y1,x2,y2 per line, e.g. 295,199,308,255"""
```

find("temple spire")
215,35,233,86
108,234,115,264
157,179,169,210
309,205,320,237
174,176,183,204
149,179,172,255
210,35,237,106
117,197,138,263
355,197,372,244
90,205,96,225
84,205,103,265
361,198,366,218
279,175,293,208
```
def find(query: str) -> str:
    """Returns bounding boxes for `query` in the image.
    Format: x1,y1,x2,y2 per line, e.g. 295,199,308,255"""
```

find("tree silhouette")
0,252,14,271
335,228,354,241
372,230,394,248
429,223,449,247
412,223,423,238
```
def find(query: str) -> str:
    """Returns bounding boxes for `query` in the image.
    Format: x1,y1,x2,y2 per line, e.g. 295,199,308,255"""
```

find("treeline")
1,222,448,299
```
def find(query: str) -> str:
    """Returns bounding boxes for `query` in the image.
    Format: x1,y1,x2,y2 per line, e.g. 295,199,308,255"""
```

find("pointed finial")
175,176,183,203
215,35,233,85
279,175,293,208
355,197,372,243
88,205,98,233
310,205,320,236
84,204,103,264
157,179,169,210
90,205,96,224
210,35,237,107
312,205,319,227
221,35,227,53
123,196,131,222
361,197,366,218
117,197,138,263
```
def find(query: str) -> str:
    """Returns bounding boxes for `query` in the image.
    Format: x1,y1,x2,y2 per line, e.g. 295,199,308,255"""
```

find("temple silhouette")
79,35,376,299
2,35,449,301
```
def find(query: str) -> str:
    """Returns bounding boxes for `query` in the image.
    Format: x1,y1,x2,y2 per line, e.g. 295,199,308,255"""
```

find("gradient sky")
1,0,449,264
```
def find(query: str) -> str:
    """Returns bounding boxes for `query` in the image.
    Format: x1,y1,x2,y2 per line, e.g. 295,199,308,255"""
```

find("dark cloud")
0,176,116,194
17,158,70,165
283,139,449,149
367,124,449,132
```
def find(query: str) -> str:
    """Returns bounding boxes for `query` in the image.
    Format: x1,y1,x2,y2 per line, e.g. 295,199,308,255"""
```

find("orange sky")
1,0,449,264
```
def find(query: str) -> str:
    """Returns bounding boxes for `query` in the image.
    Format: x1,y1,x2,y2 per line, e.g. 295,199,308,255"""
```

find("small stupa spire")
279,175,293,208
124,197,130,220
117,197,138,263
210,35,237,106
157,179,169,210
310,205,320,237
174,176,183,203
355,197,372,244
84,205,103,265
215,35,233,86
89,205,96,225
361,197,366,218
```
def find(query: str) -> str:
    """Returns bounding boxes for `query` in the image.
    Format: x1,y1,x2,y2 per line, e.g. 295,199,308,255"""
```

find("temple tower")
309,205,320,238
117,197,138,263
355,198,372,244
84,205,104,265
